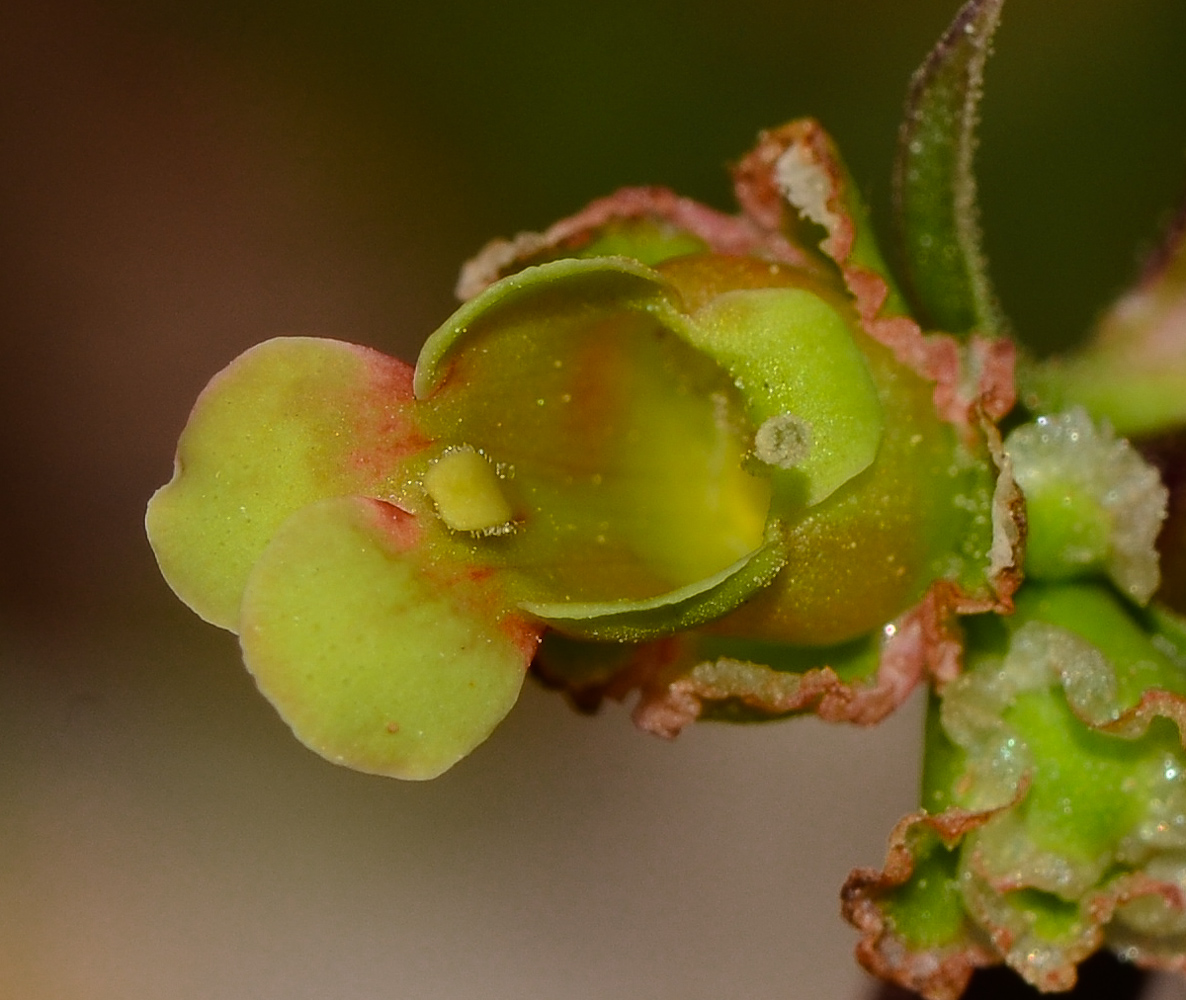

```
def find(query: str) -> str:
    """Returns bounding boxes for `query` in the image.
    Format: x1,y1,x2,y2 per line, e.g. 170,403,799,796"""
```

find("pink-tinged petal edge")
455,185,814,300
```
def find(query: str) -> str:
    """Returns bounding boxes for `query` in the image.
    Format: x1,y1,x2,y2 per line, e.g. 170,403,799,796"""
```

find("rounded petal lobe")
239,496,538,780
146,337,423,630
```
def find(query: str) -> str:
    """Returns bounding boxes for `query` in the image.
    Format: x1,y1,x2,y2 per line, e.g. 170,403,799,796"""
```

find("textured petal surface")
239,496,539,780
146,337,423,630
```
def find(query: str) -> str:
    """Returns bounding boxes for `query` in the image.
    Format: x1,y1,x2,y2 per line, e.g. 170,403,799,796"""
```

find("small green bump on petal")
753,413,813,470
239,496,538,780
424,447,514,534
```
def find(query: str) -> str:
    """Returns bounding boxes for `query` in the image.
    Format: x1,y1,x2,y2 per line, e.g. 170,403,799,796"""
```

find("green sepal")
146,337,424,631
239,495,539,780
894,0,1008,337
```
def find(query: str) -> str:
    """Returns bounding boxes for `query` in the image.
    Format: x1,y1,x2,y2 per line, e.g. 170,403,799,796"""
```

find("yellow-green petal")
409,257,777,630
239,496,538,780
146,337,424,631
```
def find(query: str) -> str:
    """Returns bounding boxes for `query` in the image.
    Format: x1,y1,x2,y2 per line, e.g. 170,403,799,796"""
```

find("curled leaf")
845,584,1186,995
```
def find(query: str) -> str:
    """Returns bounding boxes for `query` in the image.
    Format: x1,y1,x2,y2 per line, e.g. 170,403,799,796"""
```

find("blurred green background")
2,1,1185,997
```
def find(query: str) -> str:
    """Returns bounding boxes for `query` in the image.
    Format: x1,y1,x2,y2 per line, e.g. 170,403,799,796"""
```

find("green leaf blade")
894,0,1008,337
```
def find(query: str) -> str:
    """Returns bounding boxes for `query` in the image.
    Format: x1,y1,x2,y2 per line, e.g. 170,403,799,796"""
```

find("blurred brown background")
2,1,1185,996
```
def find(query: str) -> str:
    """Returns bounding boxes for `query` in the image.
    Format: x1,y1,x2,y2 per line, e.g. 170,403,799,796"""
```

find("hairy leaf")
894,0,1008,337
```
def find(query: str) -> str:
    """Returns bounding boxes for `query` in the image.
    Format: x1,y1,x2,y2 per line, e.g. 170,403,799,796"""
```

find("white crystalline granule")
753,412,812,470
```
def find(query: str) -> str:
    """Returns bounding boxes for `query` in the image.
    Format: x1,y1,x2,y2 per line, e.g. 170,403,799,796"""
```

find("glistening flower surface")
147,0,1186,994
147,145,1015,778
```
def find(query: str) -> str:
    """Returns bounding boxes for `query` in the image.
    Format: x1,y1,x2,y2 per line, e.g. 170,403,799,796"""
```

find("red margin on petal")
455,186,812,300
733,120,1017,435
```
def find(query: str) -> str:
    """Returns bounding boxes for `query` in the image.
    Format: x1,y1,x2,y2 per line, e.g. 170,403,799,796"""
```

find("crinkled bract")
845,584,1186,996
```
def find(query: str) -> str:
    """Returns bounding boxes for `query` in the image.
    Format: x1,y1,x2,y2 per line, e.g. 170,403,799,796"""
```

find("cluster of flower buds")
147,0,1186,994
